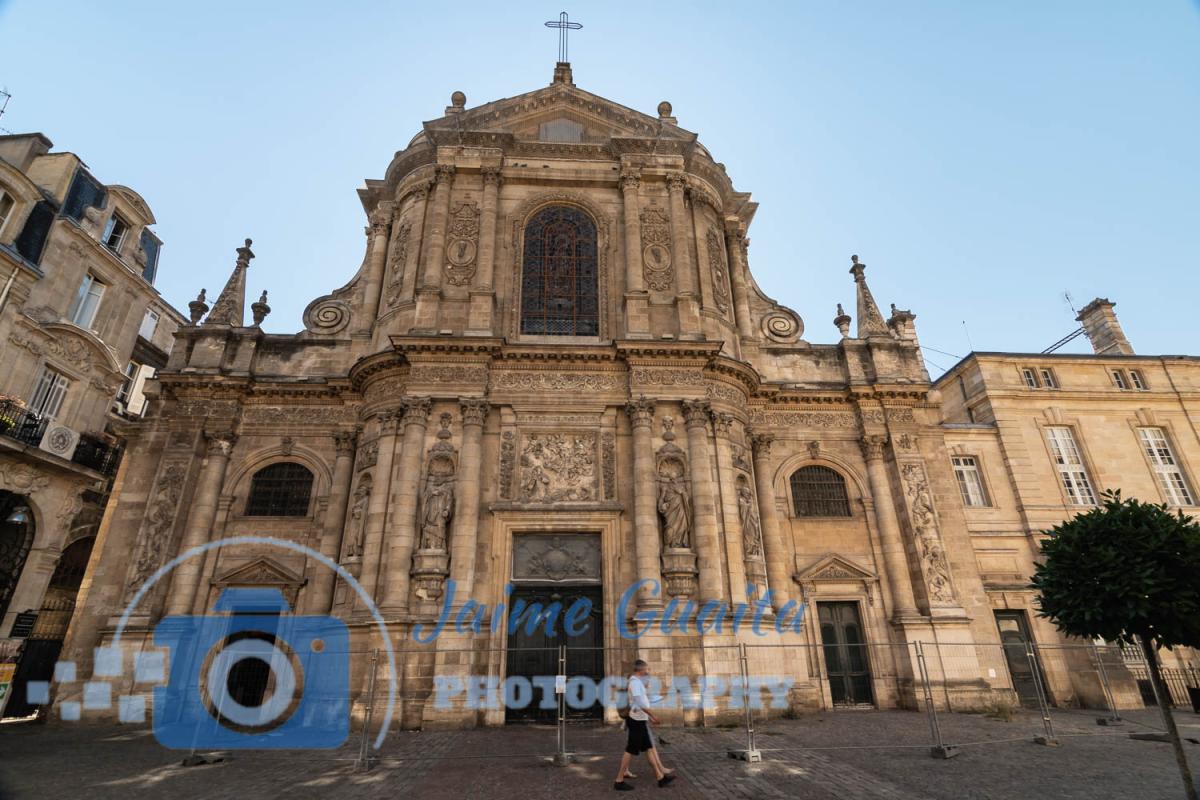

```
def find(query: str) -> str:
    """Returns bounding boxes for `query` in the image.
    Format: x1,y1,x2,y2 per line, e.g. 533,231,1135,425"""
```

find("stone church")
57,62,1196,729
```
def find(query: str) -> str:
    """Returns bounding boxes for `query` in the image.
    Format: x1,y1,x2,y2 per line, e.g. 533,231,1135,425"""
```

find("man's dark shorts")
625,718,653,755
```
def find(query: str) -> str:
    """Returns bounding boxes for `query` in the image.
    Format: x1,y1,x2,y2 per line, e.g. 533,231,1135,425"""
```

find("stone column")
725,224,754,341
380,397,432,611
401,184,430,304
358,411,401,601
361,203,394,325
166,433,235,615
711,412,750,602
307,432,357,613
625,399,662,607
414,164,455,331
681,401,724,603
620,169,650,337
666,172,701,339
467,167,501,335
447,398,488,604
860,435,919,616
749,432,792,612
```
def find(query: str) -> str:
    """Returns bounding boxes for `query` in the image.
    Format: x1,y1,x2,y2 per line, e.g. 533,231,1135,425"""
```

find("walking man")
615,659,675,791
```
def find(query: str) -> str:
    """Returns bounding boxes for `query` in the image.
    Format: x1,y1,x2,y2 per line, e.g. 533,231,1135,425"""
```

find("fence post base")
1033,735,1061,747
553,753,574,766
728,749,762,763
930,745,959,759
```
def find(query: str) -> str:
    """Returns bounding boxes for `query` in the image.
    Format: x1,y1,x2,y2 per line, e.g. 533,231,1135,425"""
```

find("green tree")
1032,491,1200,800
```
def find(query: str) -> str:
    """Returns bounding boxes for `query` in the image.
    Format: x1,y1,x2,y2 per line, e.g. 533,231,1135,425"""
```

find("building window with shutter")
69,273,105,329
30,366,70,418
790,465,852,517
245,463,314,516
1138,427,1194,506
952,456,990,507
1045,426,1097,506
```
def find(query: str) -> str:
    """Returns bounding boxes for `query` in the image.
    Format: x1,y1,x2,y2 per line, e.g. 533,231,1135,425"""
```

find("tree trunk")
1139,635,1198,800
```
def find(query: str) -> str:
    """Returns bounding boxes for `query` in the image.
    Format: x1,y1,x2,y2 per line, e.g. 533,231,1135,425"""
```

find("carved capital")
860,434,888,461
682,399,711,429
711,411,734,436
333,431,357,456
619,170,641,191
459,398,490,427
624,398,655,429
206,432,237,457
665,171,687,193
435,164,456,184
748,430,773,459
368,204,393,235
481,166,503,187
376,409,402,434
401,396,433,427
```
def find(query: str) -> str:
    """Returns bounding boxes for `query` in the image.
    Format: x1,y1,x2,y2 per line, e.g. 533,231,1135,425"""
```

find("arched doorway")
0,491,36,624
3,536,93,719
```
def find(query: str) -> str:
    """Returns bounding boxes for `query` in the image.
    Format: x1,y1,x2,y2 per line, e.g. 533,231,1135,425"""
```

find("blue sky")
2,2,1197,374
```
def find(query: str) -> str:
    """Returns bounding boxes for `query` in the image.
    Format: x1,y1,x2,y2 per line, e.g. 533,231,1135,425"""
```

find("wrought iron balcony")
72,433,123,477
0,399,48,448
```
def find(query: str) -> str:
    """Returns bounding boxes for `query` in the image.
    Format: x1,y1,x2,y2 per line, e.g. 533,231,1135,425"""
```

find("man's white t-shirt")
628,674,650,721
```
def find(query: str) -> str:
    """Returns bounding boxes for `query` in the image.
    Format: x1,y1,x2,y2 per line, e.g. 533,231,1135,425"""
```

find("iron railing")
72,433,122,477
0,399,48,448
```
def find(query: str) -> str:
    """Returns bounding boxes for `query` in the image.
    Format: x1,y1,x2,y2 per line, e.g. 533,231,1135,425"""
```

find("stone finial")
834,302,851,339
552,62,574,86
204,238,255,326
1076,297,1134,355
450,90,466,109
251,290,271,327
848,255,890,338
187,288,209,325
657,100,677,125
888,302,918,342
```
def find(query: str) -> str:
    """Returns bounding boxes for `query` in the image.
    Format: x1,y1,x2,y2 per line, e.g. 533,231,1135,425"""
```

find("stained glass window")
520,205,599,336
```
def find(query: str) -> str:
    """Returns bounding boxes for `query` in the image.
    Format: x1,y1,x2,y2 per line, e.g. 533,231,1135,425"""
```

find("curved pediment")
39,321,123,374
109,185,156,225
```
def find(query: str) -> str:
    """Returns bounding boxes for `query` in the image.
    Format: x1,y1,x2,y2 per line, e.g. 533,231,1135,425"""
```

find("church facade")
55,64,1193,729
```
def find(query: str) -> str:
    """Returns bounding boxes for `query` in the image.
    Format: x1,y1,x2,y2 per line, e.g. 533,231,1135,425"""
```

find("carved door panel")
818,602,874,707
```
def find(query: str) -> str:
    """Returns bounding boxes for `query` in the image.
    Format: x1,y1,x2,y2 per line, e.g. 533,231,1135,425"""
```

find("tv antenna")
0,89,11,135
1042,290,1087,353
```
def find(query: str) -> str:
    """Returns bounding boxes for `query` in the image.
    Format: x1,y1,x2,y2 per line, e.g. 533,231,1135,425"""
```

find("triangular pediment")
425,82,696,144
213,557,306,588
796,553,876,582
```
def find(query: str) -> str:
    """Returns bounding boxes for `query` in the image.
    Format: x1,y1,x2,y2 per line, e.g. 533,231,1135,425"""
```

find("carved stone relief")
655,418,692,550
384,222,412,308
899,462,957,605
640,208,672,291
706,227,731,313
512,533,601,583
418,415,457,552
749,410,858,429
499,430,516,500
737,476,763,559
493,371,622,393
125,462,188,600
342,475,371,560
444,202,480,286
518,432,597,503
601,432,615,500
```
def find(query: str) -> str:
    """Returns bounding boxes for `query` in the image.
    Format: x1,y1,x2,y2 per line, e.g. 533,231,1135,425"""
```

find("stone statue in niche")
418,414,458,552
344,478,371,559
656,456,692,549
737,479,763,558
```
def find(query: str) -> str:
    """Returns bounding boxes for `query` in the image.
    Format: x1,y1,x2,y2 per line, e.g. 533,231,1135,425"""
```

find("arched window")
790,465,851,517
520,205,599,336
246,463,313,517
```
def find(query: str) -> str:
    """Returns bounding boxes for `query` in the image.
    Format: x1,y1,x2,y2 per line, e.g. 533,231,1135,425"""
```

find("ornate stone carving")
357,438,378,471
519,432,597,503
125,462,188,599
343,475,371,560
681,399,710,430
899,462,956,605
655,418,692,550
493,371,621,392
333,431,357,456
418,415,457,552
631,367,705,387
749,410,858,429
602,432,615,500
303,297,351,335
737,477,763,558
9,331,92,371
206,433,236,457
512,533,601,582
444,202,480,286
0,463,50,494
639,207,672,290
459,398,490,427
499,430,516,499
749,431,773,458
888,407,917,424
706,227,731,313
705,382,746,405
625,398,655,429
731,443,752,472
761,309,803,343
400,396,433,426
280,436,294,456
408,364,489,386
710,412,734,436
619,170,641,191
384,222,412,308
860,434,888,461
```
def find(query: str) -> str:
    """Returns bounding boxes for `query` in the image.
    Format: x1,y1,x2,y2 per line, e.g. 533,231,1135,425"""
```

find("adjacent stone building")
54,64,1196,729
0,133,185,716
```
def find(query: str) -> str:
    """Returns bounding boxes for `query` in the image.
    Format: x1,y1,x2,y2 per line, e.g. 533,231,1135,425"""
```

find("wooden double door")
818,601,875,707
504,585,603,723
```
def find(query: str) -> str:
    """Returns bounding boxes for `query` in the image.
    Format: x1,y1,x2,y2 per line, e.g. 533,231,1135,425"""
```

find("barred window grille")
790,466,851,517
520,205,599,337
245,463,313,517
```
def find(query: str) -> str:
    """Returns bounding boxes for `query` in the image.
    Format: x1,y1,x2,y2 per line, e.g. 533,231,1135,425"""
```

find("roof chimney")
1076,297,1133,355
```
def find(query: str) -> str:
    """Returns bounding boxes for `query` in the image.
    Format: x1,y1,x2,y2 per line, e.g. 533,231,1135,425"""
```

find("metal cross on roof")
545,11,582,63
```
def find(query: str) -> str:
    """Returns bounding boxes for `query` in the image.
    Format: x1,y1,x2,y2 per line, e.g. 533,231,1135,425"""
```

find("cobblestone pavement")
1,708,1198,799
